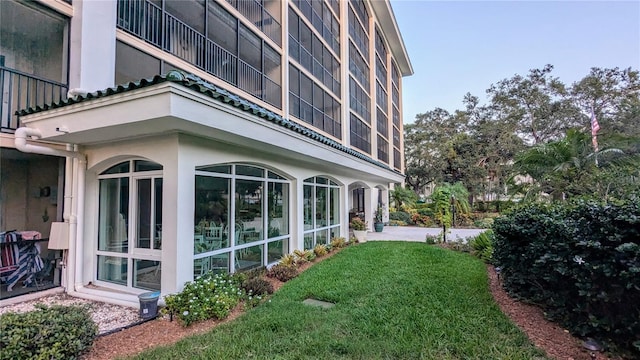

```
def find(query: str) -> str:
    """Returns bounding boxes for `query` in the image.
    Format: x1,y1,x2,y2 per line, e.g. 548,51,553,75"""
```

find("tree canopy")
405,65,639,202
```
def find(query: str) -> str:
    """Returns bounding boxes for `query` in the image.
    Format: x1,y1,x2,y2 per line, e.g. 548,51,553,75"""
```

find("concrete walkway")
365,226,486,243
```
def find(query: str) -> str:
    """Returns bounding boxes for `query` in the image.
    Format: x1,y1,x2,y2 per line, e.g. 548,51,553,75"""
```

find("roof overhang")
370,0,414,76
19,82,404,183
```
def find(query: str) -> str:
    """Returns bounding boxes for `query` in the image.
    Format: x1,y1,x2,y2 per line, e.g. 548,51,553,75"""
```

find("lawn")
133,242,547,359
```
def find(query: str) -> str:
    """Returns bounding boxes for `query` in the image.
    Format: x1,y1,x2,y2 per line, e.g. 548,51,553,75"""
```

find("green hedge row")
493,196,640,357
0,304,97,360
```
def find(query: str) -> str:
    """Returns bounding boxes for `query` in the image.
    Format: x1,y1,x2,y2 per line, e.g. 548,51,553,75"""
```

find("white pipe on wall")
14,128,83,160
14,127,85,293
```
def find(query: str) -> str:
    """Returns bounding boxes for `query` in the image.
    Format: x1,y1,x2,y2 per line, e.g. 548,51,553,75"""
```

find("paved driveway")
365,226,486,243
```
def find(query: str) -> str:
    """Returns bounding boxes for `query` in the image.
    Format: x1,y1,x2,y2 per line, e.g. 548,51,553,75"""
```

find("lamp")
48,222,69,250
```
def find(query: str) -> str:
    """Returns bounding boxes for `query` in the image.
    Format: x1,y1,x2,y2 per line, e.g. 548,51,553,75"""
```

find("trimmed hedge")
493,196,640,357
0,304,98,360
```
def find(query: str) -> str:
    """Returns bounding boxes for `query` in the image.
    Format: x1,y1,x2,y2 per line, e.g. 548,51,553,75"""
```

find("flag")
591,110,600,136
591,109,600,154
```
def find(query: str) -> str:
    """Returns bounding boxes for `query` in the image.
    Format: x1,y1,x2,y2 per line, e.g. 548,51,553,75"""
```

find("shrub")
279,254,295,266
314,244,328,257
493,196,640,357
330,237,346,249
469,230,494,263
473,217,494,229
389,211,412,224
242,277,274,296
164,272,244,326
350,217,367,230
425,233,441,244
266,264,298,282
0,304,97,360
293,249,315,264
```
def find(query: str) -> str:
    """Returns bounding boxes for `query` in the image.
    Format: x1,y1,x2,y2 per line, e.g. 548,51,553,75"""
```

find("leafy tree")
487,64,582,144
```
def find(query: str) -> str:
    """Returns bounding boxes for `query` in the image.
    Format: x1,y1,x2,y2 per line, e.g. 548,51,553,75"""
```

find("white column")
68,0,117,91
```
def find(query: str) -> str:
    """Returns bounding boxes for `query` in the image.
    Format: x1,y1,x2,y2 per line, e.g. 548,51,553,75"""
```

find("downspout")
15,127,84,294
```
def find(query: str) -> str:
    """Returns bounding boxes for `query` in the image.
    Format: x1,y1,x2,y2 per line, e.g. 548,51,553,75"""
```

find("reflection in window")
98,178,129,253
134,259,161,291
194,164,290,277
97,255,127,286
195,176,230,254
236,179,263,244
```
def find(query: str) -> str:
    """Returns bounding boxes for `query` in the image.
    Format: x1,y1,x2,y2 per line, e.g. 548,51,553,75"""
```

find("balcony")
1,66,68,133
117,0,281,108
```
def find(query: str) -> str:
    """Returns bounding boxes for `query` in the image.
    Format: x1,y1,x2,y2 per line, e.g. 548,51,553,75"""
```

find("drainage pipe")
14,127,85,294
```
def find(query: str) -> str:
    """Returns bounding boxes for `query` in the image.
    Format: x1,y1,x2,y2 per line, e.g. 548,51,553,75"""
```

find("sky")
390,0,640,124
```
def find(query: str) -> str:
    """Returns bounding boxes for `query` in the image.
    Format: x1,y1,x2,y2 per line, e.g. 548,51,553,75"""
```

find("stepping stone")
303,298,335,309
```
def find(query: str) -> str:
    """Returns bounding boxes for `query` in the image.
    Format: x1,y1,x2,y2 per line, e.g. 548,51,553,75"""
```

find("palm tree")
512,129,635,200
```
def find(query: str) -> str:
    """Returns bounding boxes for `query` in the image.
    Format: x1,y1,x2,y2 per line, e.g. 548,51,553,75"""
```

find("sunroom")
15,71,402,306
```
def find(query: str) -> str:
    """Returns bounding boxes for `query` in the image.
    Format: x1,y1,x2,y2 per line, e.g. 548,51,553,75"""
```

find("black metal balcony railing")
0,66,68,132
117,0,282,108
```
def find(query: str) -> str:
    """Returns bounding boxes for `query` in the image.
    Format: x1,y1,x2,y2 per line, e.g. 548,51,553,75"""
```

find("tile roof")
17,70,403,176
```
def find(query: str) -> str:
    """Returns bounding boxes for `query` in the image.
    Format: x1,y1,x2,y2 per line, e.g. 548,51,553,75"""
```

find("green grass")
132,242,547,360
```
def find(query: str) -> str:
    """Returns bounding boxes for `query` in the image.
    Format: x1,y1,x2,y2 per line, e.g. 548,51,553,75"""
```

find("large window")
350,113,371,154
289,65,341,139
291,0,340,55
194,164,289,277
288,8,340,97
97,160,163,291
303,177,340,250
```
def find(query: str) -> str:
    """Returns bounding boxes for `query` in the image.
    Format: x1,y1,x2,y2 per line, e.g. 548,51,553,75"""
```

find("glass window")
115,41,161,85
303,177,341,247
135,160,163,172
98,178,129,253
239,24,262,70
197,164,231,174
133,259,161,291
97,255,127,286
267,239,288,264
268,182,289,236
235,179,263,244
236,244,263,271
102,161,130,175
195,176,230,253
236,165,264,177
194,164,289,277
207,1,237,53
97,159,163,291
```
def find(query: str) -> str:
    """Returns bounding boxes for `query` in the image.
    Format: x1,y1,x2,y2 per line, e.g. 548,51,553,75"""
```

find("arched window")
194,164,289,277
96,160,163,291
303,177,341,249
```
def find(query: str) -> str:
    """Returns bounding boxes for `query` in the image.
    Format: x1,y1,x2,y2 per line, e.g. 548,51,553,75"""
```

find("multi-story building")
0,0,412,306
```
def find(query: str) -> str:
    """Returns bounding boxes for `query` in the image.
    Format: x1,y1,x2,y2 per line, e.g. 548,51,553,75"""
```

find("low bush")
493,195,640,357
0,304,98,360
164,272,244,326
314,244,328,257
279,254,295,266
330,237,347,249
469,230,494,263
266,263,298,282
293,249,315,264
389,211,412,224
425,233,442,244
241,277,274,296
